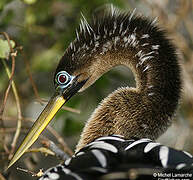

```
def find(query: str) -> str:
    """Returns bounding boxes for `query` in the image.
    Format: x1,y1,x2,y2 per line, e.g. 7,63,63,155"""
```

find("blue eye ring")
55,71,73,87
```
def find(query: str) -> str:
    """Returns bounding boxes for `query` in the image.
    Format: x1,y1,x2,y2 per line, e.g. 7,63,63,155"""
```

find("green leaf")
23,0,37,5
0,39,15,59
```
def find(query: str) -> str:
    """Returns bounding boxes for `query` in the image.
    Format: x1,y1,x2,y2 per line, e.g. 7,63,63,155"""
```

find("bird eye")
55,71,72,87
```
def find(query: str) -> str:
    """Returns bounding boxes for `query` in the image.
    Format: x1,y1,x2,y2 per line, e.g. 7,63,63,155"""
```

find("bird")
8,6,193,180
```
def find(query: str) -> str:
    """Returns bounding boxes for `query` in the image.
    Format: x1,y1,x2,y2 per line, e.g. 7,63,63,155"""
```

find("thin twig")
0,115,73,156
0,32,16,115
41,139,70,160
62,106,81,114
27,147,55,156
45,125,74,156
20,49,45,105
0,32,16,147
2,60,23,160
0,33,23,160
17,167,44,177
0,127,28,133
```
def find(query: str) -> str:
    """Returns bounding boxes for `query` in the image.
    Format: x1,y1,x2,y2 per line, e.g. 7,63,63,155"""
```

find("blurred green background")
0,0,193,179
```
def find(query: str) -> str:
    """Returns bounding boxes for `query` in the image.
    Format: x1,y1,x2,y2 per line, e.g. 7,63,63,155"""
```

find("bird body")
8,6,193,180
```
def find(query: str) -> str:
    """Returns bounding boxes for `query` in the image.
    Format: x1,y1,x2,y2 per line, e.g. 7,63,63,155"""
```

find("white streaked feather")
61,167,71,174
53,167,58,172
89,141,118,153
70,42,73,50
148,85,154,89
141,43,149,47
79,22,83,33
151,17,158,25
125,138,151,150
48,172,60,180
113,21,117,34
159,146,169,168
85,23,91,35
129,8,136,21
123,37,128,43
152,45,160,50
130,34,136,45
80,19,86,33
140,56,154,64
90,167,107,173
135,50,143,57
176,163,186,170
145,51,155,56
76,29,80,41
64,158,72,166
119,22,123,34
143,65,150,72
112,134,124,138
144,142,160,153
42,166,59,177
81,13,93,34
110,4,116,16
91,149,107,167
141,34,150,39
96,136,125,142
136,63,140,68
148,92,154,96
131,40,139,47
183,151,193,158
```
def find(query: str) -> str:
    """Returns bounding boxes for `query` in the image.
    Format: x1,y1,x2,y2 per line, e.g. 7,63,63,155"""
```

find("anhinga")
8,6,193,180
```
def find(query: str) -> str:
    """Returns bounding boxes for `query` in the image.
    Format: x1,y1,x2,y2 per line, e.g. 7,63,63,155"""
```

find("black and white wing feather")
39,135,193,180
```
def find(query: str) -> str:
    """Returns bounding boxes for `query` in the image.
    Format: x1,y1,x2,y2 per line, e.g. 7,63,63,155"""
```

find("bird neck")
76,38,181,151
72,12,181,152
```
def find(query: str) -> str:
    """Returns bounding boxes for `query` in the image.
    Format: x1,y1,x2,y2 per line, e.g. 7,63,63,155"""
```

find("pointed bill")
7,93,65,169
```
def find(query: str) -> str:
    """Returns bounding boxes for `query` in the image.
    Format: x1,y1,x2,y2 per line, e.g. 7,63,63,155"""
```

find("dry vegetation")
0,0,192,179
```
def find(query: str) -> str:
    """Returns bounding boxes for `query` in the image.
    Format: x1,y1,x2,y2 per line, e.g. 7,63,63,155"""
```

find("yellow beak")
7,93,66,169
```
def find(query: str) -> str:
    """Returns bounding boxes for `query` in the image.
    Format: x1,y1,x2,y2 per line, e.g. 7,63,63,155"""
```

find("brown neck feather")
75,27,181,152
55,10,181,152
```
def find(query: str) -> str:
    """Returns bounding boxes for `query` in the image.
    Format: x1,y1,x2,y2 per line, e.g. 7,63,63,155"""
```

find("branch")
17,167,43,177
2,60,23,160
41,139,70,160
27,147,55,156
0,115,73,156
20,49,45,105
0,32,16,148
0,32,22,160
